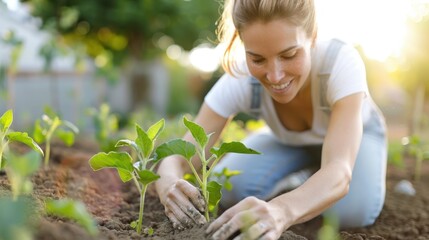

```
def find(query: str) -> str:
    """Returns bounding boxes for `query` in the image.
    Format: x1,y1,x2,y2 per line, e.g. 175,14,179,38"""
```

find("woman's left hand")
206,196,289,240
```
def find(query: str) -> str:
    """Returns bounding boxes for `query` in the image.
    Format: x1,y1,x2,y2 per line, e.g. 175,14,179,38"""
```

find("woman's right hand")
160,179,207,229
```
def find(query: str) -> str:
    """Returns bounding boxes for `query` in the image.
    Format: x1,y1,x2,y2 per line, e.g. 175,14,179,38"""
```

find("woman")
155,0,387,239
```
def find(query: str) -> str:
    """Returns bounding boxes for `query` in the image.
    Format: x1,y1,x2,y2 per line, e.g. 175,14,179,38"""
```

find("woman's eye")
252,59,265,64
282,52,297,59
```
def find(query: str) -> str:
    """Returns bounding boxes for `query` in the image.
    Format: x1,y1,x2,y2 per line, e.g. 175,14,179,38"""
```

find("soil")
1,139,428,240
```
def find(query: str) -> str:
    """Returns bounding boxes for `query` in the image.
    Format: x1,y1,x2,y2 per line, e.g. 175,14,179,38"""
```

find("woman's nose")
266,61,284,83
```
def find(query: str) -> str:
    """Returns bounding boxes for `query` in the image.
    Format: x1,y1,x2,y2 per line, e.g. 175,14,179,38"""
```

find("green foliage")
212,167,242,192
88,119,174,234
0,197,37,240
0,110,43,170
317,212,340,240
45,199,99,236
33,107,79,168
87,103,119,152
387,140,405,168
5,151,41,201
402,135,429,181
20,0,222,72
156,117,260,221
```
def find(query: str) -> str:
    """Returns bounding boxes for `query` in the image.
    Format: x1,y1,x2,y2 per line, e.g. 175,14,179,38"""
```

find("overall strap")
319,38,345,113
249,76,262,118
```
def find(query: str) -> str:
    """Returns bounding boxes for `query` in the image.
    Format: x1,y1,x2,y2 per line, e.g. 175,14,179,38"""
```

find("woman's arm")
271,92,364,227
206,92,364,240
155,102,230,228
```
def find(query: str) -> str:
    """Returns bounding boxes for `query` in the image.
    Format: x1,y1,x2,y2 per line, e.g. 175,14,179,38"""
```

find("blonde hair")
217,0,317,75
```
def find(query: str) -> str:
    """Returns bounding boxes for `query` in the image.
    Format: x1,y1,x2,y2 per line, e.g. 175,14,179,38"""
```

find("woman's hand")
160,179,207,229
206,197,288,240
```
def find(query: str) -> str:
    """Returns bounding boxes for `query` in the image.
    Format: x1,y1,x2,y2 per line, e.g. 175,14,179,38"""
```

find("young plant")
87,103,119,152
402,135,429,181
89,119,169,234
5,151,42,200
45,198,99,236
156,117,260,221
33,107,79,168
0,197,37,240
0,109,44,170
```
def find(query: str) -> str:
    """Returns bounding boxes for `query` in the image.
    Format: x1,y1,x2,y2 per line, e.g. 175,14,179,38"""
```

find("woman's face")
240,19,313,104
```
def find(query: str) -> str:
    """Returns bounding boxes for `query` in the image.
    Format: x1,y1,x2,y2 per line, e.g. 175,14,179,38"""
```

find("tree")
21,0,221,63
20,0,222,111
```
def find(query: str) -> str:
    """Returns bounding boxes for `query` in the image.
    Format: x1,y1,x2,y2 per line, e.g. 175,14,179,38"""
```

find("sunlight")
316,0,413,61
2,0,19,11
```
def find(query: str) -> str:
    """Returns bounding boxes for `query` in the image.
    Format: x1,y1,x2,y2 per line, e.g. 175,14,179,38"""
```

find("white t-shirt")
205,39,376,146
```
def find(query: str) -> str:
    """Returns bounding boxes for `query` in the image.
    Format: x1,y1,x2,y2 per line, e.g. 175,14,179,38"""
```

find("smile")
271,80,292,90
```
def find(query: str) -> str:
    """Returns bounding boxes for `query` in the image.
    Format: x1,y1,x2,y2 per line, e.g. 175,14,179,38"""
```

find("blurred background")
0,0,428,145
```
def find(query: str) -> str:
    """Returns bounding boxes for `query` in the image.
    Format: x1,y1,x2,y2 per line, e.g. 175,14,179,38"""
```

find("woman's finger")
173,188,206,225
258,230,279,240
207,197,258,234
233,221,269,240
165,209,184,230
176,179,206,212
164,197,193,228
210,211,257,240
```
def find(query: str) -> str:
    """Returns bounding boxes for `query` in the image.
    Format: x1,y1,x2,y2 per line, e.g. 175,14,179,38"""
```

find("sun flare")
315,0,420,61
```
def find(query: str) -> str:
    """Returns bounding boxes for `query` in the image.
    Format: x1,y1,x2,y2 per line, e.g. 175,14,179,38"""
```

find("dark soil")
1,140,428,240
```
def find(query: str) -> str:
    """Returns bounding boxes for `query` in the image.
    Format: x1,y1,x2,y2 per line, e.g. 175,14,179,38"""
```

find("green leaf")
115,139,138,152
62,120,80,134
224,181,233,191
183,117,208,149
135,124,153,159
222,167,242,178
210,141,260,158
45,199,99,236
0,197,36,240
147,119,165,141
55,129,75,146
0,109,13,132
207,181,222,210
7,151,41,177
33,120,46,144
155,139,196,161
43,106,58,119
423,151,429,160
136,169,160,185
6,132,44,156
88,152,134,182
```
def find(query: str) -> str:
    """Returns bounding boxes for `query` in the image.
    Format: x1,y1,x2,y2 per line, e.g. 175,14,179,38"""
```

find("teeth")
271,81,291,90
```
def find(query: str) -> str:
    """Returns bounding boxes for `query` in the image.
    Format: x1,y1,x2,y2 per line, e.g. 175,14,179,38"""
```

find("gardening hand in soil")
206,197,286,240
162,179,207,229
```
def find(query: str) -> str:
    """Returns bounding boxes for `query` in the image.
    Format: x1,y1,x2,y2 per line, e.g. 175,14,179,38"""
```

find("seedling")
33,107,79,168
45,198,99,236
5,151,41,200
87,103,119,152
156,117,260,221
0,109,44,170
402,135,429,181
89,119,172,234
0,197,37,240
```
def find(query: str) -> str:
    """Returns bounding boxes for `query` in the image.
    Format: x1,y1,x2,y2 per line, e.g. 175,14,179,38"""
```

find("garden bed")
1,140,428,240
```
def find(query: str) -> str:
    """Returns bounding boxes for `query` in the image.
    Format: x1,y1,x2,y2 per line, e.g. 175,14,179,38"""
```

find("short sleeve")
326,44,368,106
204,73,251,118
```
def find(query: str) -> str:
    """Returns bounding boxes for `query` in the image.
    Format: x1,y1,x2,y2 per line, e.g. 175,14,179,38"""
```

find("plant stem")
44,140,51,168
137,184,148,234
415,149,422,182
132,174,142,192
